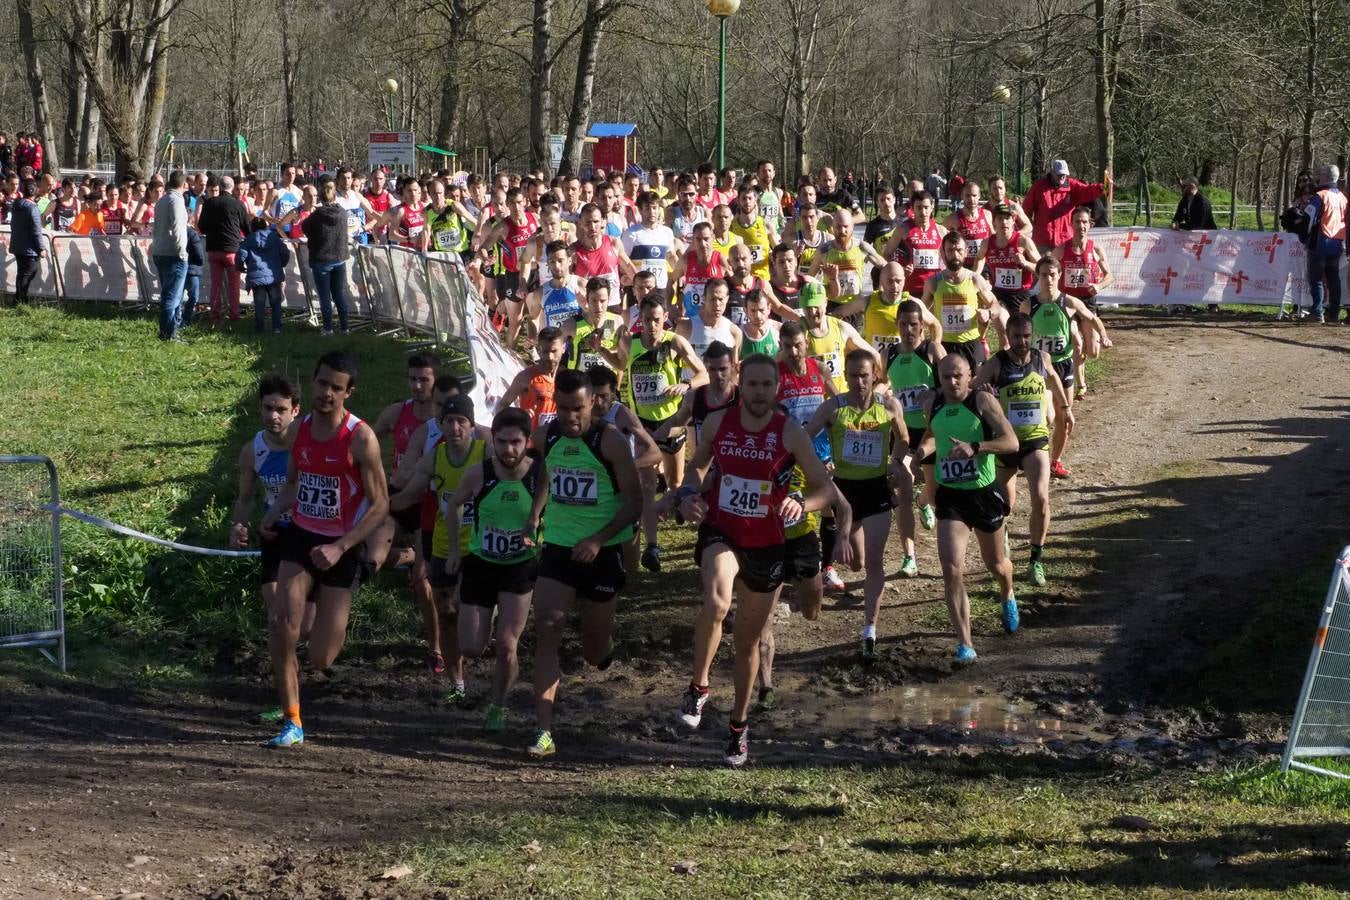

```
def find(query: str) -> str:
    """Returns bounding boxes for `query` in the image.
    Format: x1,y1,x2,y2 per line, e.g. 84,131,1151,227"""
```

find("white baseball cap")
1050,159,1070,176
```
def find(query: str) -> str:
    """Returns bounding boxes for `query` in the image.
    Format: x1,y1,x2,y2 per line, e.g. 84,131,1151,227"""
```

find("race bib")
1065,267,1089,288
435,229,460,250
812,352,841,376
684,283,706,311
995,267,1021,290
346,210,361,235
296,472,340,520
913,248,939,270
632,372,669,403
749,244,765,263
1034,335,1068,355
407,224,424,238
480,526,525,560
897,386,925,413
104,221,123,235
872,334,900,352
839,270,861,295
842,428,882,467
781,392,823,426
942,304,972,331
939,456,979,484
441,491,475,525
537,411,557,427
1007,401,1043,427
964,237,983,257
550,466,599,505
727,305,747,326
718,475,770,519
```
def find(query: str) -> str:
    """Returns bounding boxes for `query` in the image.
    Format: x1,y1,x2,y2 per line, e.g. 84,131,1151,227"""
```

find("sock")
1030,543,1043,563
729,718,747,733
691,682,709,695
285,705,301,728
862,624,877,641
820,517,838,567
454,680,466,692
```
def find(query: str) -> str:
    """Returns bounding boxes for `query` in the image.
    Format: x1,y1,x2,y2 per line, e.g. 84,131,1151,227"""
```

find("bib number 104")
939,457,978,483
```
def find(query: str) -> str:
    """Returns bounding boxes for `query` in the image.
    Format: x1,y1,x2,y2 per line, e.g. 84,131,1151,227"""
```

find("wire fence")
0,456,65,671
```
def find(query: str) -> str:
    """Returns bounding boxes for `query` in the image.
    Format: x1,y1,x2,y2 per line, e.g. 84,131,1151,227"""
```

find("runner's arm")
333,425,389,553
371,401,402,440
596,331,630,371
495,368,532,414
582,429,644,546
229,442,258,547
1092,245,1114,293
828,291,867,319
652,390,696,440
804,395,838,439
393,421,429,487
1069,297,1112,346
970,392,1019,456
886,394,911,472
389,448,436,511
1013,202,1033,235
672,334,709,389
972,272,999,310
1043,350,1073,421
441,467,483,571
783,419,845,530
525,425,550,537
729,322,744,363
618,405,663,468
969,356,1000,392
1020,235,1042,270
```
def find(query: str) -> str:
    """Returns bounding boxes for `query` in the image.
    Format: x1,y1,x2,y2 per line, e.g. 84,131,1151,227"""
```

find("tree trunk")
16,0,62,177
560,0,611,176
139,43,168,175
63,39,86,167
78,10,102,170
1253,129,1269,231
778,83,791,185
1029,77,1047,179
1300,0,1317,172
433,42,466,153
1093,0,1113,224
1229,144,1240,230
528,0,552,172
278,0,299,160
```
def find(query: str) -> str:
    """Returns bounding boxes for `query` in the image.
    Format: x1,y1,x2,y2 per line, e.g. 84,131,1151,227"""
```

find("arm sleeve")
1070,180,1105,204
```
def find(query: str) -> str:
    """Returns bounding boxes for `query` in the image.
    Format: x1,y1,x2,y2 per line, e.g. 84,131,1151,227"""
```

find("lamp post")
706,0,740,170
1009,44,1035,194
992,84,1011,179
383,78,399,132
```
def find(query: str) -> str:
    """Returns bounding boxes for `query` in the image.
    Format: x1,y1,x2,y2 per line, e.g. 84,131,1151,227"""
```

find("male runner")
709,203,742,262
943,180,993,268
807,350,908,660
740,290,781,357
911,355,1019,665
828,260,942,355
573,202,637,309
755,160,786,235
921,232,1000,372
977,203,1040,315
671,354,846,767
883,190,947,298
497,327,565,429
259,352,390,747
652,340,740,445
669,221,725,321
527,240,583,334
561,277,625,372
973,313,1072,588
440,408,543,732
862,186,900,290
808,208,873,315
677,278,742,368
474,186,539,346
769,243,805,309
526,369,645,758
729,184,780,279
798,280,878,393
886,300,947,575
1052,205,1114,397
665,177,708,245
986,175,1033,234
792,203,828,276
518,203,575,293
725,242,795,326
621,191,677,298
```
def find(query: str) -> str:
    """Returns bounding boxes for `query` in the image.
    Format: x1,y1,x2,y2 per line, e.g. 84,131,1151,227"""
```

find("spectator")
236,217,291,334
301,175,352,335
1022,159,1109,252
70,191,105,235
8,179,45,304
1170,176,1216,231
183,224,206,327
0,134,11,177
150,170,189,341
1302,164,1347,325
195,174,251,323
925,165,947,201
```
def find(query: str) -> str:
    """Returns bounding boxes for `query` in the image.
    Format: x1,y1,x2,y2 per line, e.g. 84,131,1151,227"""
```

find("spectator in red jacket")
1022,159,1109,252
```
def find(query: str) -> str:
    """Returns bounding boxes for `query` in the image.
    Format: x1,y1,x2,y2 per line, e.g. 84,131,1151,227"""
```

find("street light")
992,84,1011,179
705,0,740,170
383,78,399,132
1008,44,1035,194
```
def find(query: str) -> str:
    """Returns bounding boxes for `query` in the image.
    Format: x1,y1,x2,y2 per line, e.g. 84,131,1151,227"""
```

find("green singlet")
993,350,1051,443
887,340,937,433
469,457,543,564
742,327,779,358
1029,294,1074,364
626,331,683,420
829,393,892,481
929,393,996,490
542,420,631,548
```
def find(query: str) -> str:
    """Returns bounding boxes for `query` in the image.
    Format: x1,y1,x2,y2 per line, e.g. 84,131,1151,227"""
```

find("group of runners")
228,160,1117,767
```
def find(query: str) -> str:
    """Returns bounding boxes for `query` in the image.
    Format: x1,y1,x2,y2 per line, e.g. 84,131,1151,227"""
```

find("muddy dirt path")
4,315,1350,898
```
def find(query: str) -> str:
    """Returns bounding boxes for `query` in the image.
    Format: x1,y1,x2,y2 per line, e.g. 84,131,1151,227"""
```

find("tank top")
686,315,736,378
469,457,543,564
682,249,725,319
985,234,1033,293
773,273,802,309
573,236,621,299
339,191,367,242
830,393,893,481
777,358,833,463
603,402,638,457
711,233,739,263
901,220,942,294
428,205,468,252
691,384,741,443
253,432,290,524
730,215,773,277
291,412,370,537
807,316,847,391
929,394,995,490
933,273,981,344
759,188,785,234
703,406,796,547
399,204,426,249
1059,239,1101,300
501,212,538,273
954,208,992,265
571,311,624,371
392,400,428,471
886,340,937,432
1029,293,1075,363
671,205,706,242
102,201,125,235
364,188,392,217
54,198,78,231
624,224,674,289
741,324,779,358
627,332,683,420
994,350,1051,443
518,368,557,429
725,276,762,327
824,242,866,297
795,230,827,275
542,420,631,547
430,437,486,557
862,292,903,354
541,276,582,329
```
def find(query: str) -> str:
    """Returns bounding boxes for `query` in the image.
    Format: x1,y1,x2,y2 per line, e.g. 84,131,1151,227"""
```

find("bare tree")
560,0,626,174
16,0,61,175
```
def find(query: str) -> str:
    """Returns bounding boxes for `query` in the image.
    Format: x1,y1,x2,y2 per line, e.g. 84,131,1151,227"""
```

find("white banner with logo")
1095,227,1300,306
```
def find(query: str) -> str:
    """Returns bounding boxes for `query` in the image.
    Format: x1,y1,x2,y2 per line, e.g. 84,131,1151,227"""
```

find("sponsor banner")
465,296,525,428
1095,227,1297,306
0,230,61,298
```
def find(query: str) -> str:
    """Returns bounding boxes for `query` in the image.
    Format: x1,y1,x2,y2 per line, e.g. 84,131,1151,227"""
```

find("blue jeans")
310,260,349,332
252,283,283,332
182,271,200,325
154,255,188,339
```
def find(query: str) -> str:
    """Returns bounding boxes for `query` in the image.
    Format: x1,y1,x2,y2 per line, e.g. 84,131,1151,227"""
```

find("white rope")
44,505,261,558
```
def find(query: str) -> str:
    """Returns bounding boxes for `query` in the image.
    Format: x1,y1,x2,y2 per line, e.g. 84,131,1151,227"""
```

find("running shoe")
862,636,878,663
724,725,750,768
526,730,556,759
426,651,446,675
257,706,284,724
823,566,846,593
899,555,918,578
641,544,662,573
678,684,710,728
483,704,506,732
919,504,936,531
445,684,467,705
953,644,978,666
267,719,305,748
1050,458,1071,479
1029,559,1046,587
1002,597,1020,634
756,686,778,711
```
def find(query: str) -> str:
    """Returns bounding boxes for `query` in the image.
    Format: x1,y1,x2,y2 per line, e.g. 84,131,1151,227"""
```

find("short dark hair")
585,276,611,297
546,239,570,257
249,216,269,233
780,320,807,343
167,170,187,190
586,364,618,390
910,189,933,204
897,299,925,319
537,326,564,346
703,340,733,362
407,353,438,372
491,407,533,436
1008,313,1034,331
845,348,877,370
434,373,462,393
257,373,301,404
554,368,588,394
314,351,358,387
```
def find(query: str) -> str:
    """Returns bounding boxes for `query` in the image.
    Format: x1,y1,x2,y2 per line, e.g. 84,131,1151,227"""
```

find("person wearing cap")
1170,176,1216,232
1022,160,1110,253
798,277,879,393
1302,164,1347,324
387,385,487,705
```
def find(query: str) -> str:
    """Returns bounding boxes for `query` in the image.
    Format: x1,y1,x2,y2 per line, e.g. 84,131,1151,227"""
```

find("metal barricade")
0,455,66,671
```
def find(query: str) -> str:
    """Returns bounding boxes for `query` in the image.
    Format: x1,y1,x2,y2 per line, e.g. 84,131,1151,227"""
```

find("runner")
792,203,828,276
620,191,677,298
425,178,475,260
694,162,724,211
598,296,708,573
559,175,585,224
677,278,743,370
266,163,304,237
573,203,637,311
363,169,394,241
710,204,743,263
439,408,543,733
827,260,942,356
911,354,1020,665
921,232,999,373
258,352,390,747
384,179,429,252
670,353,845,767
729,184,780,279
669,221,725,321
798,279,878,393
977,203,1040,315
1052,205,1114,397
972,313,1072,588
518,202,575,294
526,240,583,335
755,159,786,235
886,300,947,575
862,185,900,290
474,186,539,346
943,180,994,269
385,393,485,703
1024,256,1111,479
986,175,1033,234
335,168,378,246
651,340,740,446
808,208,875,317
806,350,908,660
883,190,946,298
740,290,781,357
665,177,708,245
496,327,565,429
526,368,645,757
561,277,625,372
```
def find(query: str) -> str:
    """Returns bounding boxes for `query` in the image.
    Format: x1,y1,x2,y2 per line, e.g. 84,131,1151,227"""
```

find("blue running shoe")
268,719,304,748
1002,597,1020,634
954,644,978,666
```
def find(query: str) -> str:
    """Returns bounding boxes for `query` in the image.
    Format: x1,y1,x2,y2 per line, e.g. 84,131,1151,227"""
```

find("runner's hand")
311,542,343,571
229,522,250,548
258,515,279,541
835,538,855,568
445,553,462,576
778,495,803,524
665,382,690,398
571,536,602,563
678,494,708,524
948,440,975,460
522,518,541,548
1100,334,1113,348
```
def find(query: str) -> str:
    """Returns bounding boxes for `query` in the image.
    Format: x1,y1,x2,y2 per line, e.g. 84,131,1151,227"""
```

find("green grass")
367,762,1350,897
